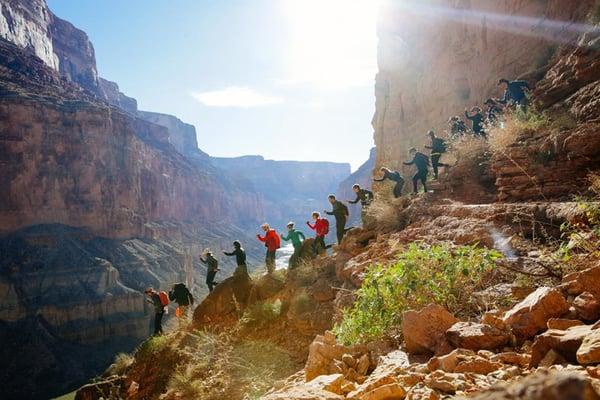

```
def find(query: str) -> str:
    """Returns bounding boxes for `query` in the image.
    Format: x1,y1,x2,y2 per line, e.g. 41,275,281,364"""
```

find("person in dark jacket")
374,167,404,198
281,222,305,268
498,78,530,108
349,184,374,207
465,107,485,137
224,240,248,275
448,116,467,139
325,194,349,244
404,148,429,194
424,130,450,180
484,98,503,126
199,250,219,292
169,283,194,322
145,288,164,336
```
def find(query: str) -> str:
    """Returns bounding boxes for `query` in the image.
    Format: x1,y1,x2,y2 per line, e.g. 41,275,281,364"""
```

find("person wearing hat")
281,222,306,268
223,240,248,275
424,130,450,180
199,249,220,292
404,147,430,194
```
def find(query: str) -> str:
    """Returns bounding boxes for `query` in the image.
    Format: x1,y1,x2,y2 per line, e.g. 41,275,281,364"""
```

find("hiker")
257,223,280,274
403,147,430,194
484,98,503,126
223,240,248,275
374,167,405,198
498,78,531,109
349,184,374,207
168,282,194,322
199,250,219,292
145,288,166,336
280,222,305,268
424,130,450,180
325,194,349,244
465,107,485,137
306,212,329,255
448,116,467,140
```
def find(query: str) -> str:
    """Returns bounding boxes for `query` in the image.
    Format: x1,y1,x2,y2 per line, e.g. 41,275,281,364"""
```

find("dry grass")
106,353,134,376
488,109,551,153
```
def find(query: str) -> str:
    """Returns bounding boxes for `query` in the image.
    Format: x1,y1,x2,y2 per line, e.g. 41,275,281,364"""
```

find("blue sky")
48,0,378,170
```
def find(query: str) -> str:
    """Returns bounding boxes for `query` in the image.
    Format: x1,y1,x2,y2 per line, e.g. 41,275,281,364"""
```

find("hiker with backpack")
404,147,430,194
223,240,248,276
325,194,349,245
199,250,220,292
425,130,450,180
348,184,374,207
498,78,531,109
465,107,486,137
168,283,194,322
257,223,280,274
144,287,168,336
280,222,305,268
374,167,405,198
448,116,467,140
306,212,329,255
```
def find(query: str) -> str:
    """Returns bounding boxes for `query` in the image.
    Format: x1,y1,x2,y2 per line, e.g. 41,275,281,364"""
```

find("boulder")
462,370,600,400
574,292,600,321
547,318,584,330
261,385,345,400
562,266,600,298
402,304,458,355
427,349,476,373
305,333,347,381
306,374,346,395
454,357,503,374
577,329,600,365
446,322,510,350
503,287,569,341
347,350,409,399
489,352,531,368
530,325,593,367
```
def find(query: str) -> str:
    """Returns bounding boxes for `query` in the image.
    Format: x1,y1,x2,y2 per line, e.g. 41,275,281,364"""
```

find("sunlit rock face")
373,0,594,176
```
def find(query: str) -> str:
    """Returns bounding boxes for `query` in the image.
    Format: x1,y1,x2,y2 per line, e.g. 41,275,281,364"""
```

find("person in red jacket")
257,223,279,274
306,211,328,255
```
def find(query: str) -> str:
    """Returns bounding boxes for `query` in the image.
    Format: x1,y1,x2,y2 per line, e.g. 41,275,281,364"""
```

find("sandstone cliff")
374,0,594,177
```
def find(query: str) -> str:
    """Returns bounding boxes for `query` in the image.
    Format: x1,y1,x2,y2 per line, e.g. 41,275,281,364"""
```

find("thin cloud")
191,87,284,107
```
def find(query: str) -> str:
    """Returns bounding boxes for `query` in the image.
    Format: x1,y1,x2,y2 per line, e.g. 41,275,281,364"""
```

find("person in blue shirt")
498,78,531,109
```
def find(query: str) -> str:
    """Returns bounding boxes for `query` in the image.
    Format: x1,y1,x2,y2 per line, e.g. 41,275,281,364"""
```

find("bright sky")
47,0,379,170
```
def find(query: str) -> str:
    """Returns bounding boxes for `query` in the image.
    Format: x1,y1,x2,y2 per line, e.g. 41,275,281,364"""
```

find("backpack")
434,138,447,153
159,291,169,307
273,232,281,249
322,218,330,235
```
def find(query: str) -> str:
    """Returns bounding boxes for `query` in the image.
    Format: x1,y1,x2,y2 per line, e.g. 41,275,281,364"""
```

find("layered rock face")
374,0,594,177
211,155,351,229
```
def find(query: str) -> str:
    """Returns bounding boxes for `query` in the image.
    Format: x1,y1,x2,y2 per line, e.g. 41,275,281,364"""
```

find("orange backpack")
159,291,169,307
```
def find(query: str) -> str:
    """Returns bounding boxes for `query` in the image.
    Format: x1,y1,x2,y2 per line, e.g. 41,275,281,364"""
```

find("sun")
280,0,382,88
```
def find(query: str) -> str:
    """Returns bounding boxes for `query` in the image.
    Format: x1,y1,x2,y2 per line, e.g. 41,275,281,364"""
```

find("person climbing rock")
484,98,503,126
465,107,485,137
325,194,349,244
281,222,305,268
168,282,194,322
425,130,450,180
199,250,219,292
144,288,165,336
257,223,280,274
349,184,374,207
498,78,531,109
223,240,247,275
404,147,430,194
374,167,405,198
306,212,329,255
448,116,467,140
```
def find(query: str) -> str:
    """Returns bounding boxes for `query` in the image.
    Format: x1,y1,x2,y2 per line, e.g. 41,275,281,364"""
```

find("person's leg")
266,250,275,273
336,218,346,244
206,271,216,292
154,311,164,335
412,173,419,193
421,171,428,193
393,181,403,198
431,155,440,179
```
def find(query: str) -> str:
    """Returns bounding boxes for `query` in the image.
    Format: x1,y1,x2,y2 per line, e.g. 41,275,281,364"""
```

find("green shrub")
334,243,502,345
240,299,282,327
137,334,170,360
290,290,316,315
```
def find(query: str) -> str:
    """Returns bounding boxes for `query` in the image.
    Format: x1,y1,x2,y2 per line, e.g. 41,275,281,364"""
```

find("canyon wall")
374,0,595,178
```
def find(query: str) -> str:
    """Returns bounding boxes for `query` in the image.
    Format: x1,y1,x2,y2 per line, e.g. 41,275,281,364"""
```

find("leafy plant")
334,243,502,345
240,299,282,327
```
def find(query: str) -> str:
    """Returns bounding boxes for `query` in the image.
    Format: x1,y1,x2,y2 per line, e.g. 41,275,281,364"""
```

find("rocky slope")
373,0,595,179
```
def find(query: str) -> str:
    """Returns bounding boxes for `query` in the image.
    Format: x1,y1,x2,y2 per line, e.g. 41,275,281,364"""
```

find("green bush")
290,290,316,315
334,243,502,345
240,299,282,327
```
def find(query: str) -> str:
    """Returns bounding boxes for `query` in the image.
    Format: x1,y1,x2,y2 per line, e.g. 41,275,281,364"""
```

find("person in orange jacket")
257,223,280,274
306,211,328,255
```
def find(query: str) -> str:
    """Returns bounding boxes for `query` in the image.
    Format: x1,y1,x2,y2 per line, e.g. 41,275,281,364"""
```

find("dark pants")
234,263,248,275
266,250,276,273
206,270,217,292
313,236,326,254
335,217,347,244
154,311,164,335
393,180,404,198
412,170,428,193
289,245,301,269
431,154,448,179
